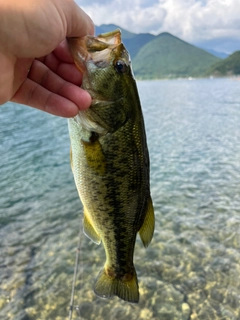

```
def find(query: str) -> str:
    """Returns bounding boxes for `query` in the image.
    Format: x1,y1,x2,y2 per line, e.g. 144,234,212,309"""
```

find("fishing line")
69,221,82,320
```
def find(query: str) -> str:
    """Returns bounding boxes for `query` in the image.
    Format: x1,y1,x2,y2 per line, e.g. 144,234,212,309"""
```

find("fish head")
68,30,136,134
68,29,133,97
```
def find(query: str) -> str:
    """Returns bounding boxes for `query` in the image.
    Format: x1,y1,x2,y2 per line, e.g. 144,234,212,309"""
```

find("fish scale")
68,29,154,303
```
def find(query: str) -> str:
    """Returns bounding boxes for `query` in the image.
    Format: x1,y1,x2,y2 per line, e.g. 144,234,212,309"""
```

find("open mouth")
68,30,123,73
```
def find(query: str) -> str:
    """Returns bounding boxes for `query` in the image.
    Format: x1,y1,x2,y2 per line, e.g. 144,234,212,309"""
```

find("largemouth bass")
68,30,154,303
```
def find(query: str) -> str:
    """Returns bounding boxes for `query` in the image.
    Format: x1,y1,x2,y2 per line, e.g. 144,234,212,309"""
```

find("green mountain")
95,25,221,79
206,51,240,76
123,33,155,59
132,32,221,79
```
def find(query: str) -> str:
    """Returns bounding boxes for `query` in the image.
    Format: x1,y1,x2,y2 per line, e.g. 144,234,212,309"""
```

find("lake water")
1,78,240,320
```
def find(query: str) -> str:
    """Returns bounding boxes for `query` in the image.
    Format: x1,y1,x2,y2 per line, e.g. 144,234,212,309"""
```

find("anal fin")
138,197,155,248
83,211,101,245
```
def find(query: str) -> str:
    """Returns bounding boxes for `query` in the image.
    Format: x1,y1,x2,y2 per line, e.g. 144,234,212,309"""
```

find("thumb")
60,0,94,37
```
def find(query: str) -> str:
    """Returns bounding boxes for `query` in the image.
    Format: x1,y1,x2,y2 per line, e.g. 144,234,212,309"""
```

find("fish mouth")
67,29,122,73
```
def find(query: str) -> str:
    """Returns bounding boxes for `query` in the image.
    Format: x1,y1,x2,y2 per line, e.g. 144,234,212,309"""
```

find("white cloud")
77,0,166,34
161,0,240,41
76,0,240,53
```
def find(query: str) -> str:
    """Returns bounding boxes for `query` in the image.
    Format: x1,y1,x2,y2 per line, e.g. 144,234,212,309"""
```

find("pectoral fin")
83,211,101,245
70,145,73,171
138,197,155,248
82,135,106,176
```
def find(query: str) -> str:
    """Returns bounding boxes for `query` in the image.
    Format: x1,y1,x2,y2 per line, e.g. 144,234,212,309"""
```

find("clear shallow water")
1,78,240,319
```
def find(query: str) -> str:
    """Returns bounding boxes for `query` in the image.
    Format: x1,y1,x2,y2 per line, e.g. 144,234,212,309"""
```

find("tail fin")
94,268,139,303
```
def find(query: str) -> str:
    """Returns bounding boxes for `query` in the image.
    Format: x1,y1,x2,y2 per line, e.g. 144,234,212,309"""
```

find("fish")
67,29,154,303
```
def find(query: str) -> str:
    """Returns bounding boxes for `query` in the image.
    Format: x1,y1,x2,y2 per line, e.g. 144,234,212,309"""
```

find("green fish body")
68,30,154,303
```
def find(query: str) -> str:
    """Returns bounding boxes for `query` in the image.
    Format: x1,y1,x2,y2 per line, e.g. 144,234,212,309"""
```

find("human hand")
0,0,94,117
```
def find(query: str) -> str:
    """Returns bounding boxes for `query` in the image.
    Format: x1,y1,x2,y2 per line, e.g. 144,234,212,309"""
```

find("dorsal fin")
138,197,154,248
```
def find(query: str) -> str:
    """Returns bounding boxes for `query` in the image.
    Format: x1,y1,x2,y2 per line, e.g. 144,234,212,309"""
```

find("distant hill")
203,48,228,59
95,25,221,79
206,51,240,76
132,32,221,79
123,33,155,59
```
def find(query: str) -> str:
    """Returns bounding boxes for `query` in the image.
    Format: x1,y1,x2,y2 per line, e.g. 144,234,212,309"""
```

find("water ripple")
1,79,240,319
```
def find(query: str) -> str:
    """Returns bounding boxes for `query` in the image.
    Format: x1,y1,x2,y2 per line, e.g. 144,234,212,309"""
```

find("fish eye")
114,60,128,74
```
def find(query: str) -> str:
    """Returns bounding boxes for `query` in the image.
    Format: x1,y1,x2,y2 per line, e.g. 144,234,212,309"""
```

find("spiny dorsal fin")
138,197,155,248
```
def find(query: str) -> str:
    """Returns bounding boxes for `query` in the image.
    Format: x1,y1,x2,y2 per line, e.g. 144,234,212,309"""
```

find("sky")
76,0,240,54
